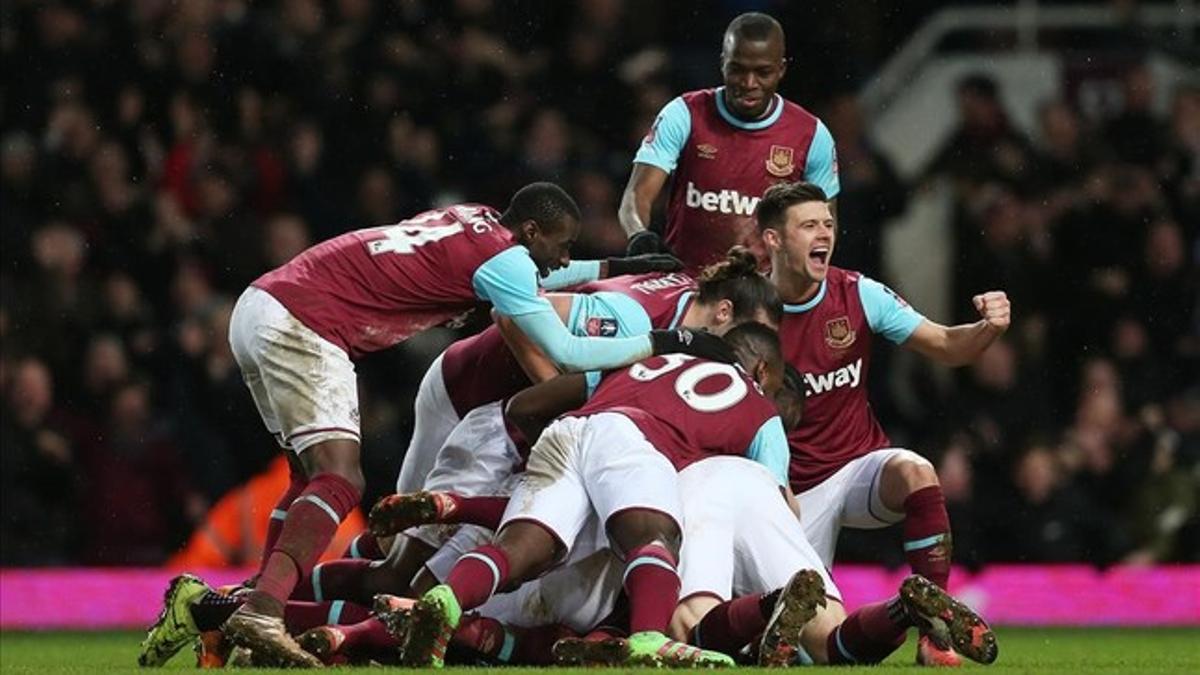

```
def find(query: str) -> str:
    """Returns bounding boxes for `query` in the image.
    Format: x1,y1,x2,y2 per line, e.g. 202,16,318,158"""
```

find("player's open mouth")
809,246,829,266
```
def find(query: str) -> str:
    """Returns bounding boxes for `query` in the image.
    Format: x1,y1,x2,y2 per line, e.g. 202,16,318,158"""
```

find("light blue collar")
668,291,696,328
715,87,784,130
783,280,826,313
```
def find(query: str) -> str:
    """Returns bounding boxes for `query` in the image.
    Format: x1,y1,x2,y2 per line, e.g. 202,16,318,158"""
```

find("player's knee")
887,453,938,494
303,439,366,493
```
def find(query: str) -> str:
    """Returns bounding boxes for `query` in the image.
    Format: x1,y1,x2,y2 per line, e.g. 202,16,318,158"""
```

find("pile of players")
138,12,1009,669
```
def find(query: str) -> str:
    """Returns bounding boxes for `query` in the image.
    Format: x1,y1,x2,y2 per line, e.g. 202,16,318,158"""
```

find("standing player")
758,181,1010,666
620,12,839,271
140,183,732,667
400,323,789,668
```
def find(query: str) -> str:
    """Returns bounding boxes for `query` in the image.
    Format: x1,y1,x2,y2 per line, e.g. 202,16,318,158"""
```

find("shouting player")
620,12,839,271
139,183,732,667
400,323,789,668
759,181,1010,666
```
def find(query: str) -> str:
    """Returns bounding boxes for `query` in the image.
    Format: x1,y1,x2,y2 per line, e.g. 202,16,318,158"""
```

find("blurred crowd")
1,0,1197,567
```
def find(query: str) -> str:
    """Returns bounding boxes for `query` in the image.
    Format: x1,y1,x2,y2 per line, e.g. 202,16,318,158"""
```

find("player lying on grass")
398,322,790,668
339,248,782,605
141,183,733,668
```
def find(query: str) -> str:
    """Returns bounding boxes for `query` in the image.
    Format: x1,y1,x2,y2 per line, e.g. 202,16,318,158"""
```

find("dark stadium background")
1,0,1196,577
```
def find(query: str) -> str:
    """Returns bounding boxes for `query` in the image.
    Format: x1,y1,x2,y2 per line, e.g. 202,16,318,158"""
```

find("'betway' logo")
685,181,759,215
803,358,863,396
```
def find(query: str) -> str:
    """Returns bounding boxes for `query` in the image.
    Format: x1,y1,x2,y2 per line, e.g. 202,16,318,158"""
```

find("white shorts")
228,286,360,453
408,402,523,550
678,457,839,603
501,413,682,557
474,517,621,633
798,448,924,567
395,354,460,493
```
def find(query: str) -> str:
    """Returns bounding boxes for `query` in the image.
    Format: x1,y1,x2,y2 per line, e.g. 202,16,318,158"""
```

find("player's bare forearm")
505,373,588,442
618,163,668,238
940,321,1005,366
494,313,561,383
905,291,1010,367
908,319,1005,367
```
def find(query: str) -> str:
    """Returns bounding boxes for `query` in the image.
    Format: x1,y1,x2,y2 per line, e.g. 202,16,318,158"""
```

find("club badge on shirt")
586,317,620,337
824,316,856,349
766,145,796,177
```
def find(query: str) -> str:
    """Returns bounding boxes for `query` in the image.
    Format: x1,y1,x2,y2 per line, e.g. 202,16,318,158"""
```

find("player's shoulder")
448,204,516,253
779,96,822,123
678,88,719,112
827,266,862,287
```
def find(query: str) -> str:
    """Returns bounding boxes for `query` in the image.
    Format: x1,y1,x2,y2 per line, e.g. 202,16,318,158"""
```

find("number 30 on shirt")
629,354,750,412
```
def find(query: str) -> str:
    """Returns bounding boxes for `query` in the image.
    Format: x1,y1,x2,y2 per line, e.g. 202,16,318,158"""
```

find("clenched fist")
973,291,1010,333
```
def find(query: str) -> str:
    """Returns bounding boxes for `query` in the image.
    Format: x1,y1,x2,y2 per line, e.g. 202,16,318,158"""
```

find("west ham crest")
824,316,856,349
766,145,796,177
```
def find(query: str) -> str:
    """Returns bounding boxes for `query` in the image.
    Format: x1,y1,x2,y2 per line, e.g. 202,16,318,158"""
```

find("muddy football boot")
221,604,323,668
138,573,211,667
759,569,828,667
400,584,461,668
899,575,997,665
369,491,457,536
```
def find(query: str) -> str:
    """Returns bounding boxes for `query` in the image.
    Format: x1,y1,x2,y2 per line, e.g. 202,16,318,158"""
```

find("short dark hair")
696,246,782,326
775,363,806,430
499,182,581,231
722,321,783,375
725,12,784,45
756,181,827,231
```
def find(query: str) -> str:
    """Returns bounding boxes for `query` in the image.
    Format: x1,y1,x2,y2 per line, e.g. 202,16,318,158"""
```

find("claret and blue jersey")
779,266,927,493
635,87,840,271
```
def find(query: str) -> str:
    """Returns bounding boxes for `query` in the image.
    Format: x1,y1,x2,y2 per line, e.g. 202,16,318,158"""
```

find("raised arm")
903,291,1010,367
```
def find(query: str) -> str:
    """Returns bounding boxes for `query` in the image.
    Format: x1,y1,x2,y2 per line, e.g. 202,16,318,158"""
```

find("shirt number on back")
629,354,748,413
367,220,464,255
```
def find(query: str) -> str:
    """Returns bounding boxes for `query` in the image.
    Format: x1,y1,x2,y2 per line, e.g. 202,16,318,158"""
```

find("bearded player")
759,181,1010,666
620,12,839,271
138,183,732,668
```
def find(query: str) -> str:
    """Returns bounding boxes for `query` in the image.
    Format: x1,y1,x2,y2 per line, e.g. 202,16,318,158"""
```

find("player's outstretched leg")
139,573,211,667
369,491,509,535
758,569,828,667
899,575,997,665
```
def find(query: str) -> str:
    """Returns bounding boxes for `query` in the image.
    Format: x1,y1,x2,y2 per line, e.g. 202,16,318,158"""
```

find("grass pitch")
1,628,1197,673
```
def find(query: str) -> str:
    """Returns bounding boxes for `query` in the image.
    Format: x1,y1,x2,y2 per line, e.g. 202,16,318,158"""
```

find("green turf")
1,628,1197,673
